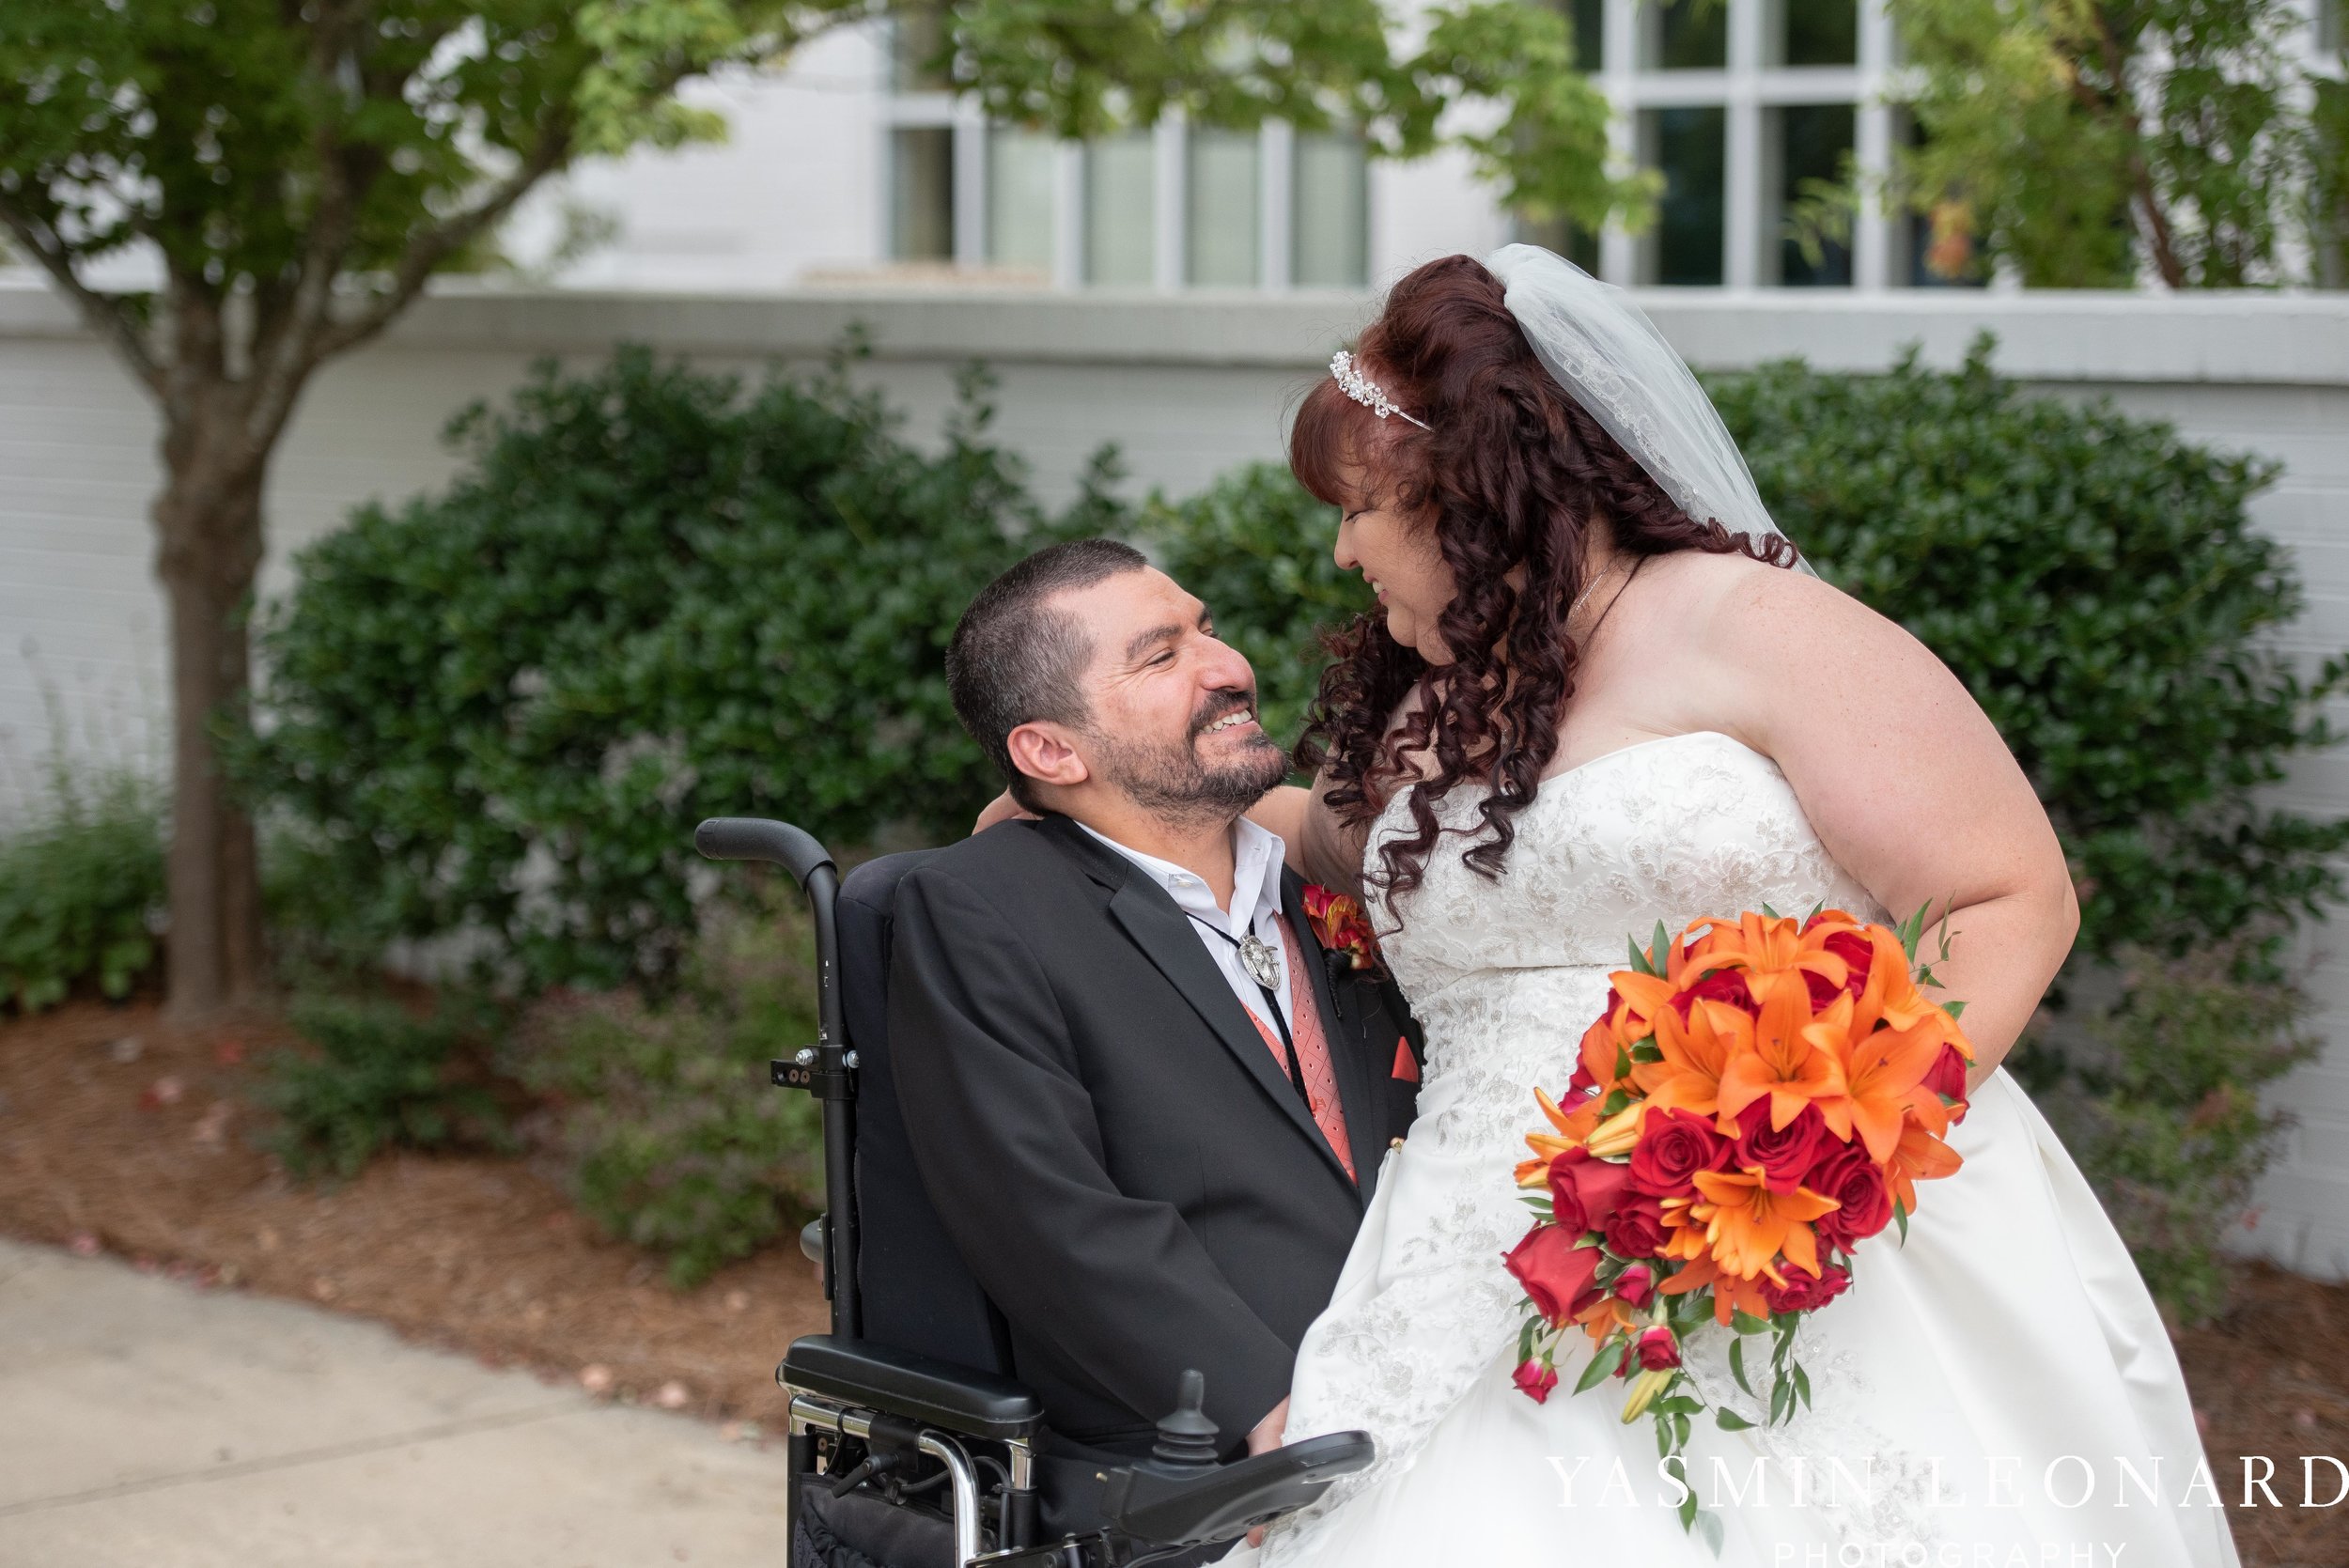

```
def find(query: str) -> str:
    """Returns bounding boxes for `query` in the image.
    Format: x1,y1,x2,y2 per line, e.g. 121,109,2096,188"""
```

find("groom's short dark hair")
948,538,1150,808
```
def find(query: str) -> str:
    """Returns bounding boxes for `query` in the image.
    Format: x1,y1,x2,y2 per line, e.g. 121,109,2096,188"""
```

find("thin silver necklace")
1566,559,1629,632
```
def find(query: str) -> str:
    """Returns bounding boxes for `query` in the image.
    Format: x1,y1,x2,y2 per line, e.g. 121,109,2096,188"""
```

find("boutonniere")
1302,884,1387,984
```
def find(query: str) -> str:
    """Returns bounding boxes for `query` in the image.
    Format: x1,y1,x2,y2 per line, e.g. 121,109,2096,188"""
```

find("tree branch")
0,200,165,396
309,119,575,365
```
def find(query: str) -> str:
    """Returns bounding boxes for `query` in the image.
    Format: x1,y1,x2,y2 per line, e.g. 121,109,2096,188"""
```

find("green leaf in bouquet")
1673,1411,1692,1450
1649,920,1672,972
1943,999,1967,1019
1729,1337,1756,1398
1627,936,1657,976
1894,1199,1910,1244
1601,1088,1633,1116
1630,1041,1665,1063
1761,902,1781,920
1793,1360,1812,1410
1574,1342,1624,1395
1769,1374,1794,1427
1694,1506,1725,1556
1731,1310,1769,1334
1715,1406,1757,1431
1656,1415,1672,1458
1517,1316,1538,1365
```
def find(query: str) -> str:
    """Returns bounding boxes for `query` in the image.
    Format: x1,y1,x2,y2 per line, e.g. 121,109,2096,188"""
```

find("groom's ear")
1005,721,1090,795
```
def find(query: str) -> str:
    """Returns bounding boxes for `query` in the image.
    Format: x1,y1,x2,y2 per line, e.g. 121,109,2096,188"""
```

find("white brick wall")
4,275,2347,1275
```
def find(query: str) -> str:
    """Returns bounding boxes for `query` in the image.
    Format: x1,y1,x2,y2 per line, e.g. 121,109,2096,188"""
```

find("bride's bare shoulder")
1645,548,1870,632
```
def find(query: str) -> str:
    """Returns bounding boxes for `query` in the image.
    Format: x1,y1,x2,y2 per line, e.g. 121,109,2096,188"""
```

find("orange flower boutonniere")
1302,885,1386,983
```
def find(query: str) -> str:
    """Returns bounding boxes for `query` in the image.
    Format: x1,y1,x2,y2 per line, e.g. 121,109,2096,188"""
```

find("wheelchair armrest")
1100,1430,1377,1549
779,1333,1046,1443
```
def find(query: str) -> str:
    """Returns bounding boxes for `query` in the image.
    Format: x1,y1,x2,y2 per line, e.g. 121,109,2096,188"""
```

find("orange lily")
1696,911,1859,1002
1631,998,1735,1120
1689,1167,1842,1281
1517,1086,1606,1185
1656,1251,1775,1326
1715,980,1848,1133
1887,1117,1964,1215
1828,1006,1949,1162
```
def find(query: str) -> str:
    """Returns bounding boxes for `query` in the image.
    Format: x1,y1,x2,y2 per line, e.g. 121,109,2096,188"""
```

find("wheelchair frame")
694,816,1374,1568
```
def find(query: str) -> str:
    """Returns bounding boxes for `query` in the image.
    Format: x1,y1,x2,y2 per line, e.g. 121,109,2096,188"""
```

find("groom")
889,538,1420,1494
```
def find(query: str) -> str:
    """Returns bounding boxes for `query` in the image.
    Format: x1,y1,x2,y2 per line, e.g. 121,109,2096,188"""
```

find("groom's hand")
1244,1398,1291,1546
1245,1397,1290,1456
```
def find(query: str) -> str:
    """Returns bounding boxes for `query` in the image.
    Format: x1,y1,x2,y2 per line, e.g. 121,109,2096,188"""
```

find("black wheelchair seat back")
834,850,1017,1377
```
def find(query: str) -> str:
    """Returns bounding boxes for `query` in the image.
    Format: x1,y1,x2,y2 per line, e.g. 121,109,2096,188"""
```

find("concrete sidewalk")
0,1239,791,1567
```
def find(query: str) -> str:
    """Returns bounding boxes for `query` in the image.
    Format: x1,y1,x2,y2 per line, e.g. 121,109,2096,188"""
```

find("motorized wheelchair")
693,817,1376,1567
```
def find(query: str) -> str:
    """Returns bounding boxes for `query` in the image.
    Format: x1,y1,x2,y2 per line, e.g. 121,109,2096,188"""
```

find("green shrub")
253,989,514,1182
515,891,824,1288
238,344,1122,992
0,757,164,1013
2028,939,2322,1324
1137,464,1375,752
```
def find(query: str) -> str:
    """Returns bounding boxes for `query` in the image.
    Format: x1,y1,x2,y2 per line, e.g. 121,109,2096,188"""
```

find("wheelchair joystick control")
1149,1371,1221,1474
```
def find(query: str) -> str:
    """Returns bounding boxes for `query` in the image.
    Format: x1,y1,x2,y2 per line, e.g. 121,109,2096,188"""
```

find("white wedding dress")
1241,730,2238,1567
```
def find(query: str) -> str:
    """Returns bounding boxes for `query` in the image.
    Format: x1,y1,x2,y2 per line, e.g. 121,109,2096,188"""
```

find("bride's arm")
1246,774,1372,896
1713,567,2077,1087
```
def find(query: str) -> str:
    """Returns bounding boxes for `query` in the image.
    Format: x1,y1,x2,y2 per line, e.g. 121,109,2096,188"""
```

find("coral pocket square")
1392,1036,1420,1083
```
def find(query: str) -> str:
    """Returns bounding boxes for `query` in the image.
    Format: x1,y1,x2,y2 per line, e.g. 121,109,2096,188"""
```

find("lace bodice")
1268,731,1880,1537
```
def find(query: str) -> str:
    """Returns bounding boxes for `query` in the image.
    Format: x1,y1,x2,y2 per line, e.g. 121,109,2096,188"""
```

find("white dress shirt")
1077,816,1295,1037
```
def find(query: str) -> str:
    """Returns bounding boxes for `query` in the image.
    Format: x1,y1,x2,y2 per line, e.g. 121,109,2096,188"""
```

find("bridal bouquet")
1501,907,1973,1543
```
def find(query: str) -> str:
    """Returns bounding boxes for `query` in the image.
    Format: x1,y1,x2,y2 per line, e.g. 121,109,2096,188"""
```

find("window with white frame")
881,18,1371,290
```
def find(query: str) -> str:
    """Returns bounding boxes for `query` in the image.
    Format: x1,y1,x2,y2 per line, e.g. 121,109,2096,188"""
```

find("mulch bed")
0,997,828,1432
4,997,2346,1560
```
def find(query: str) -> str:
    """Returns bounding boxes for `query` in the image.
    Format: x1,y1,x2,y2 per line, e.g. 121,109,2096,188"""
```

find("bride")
1232,248,2238,1565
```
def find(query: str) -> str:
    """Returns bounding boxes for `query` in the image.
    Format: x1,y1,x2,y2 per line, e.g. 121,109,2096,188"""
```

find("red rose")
1630,1108,1732,1199
1824,930,1875,1000
1735,1099,1829,1195
1670,969,1756,1020
1603,1194,1668,1260
1503,1223,1603,1324
1923,1041,1969,1104
1513,1358,1559,1403
1612,1262,1657,1309
1763,1263,1852,1314
1809,1142,1894,1252
1548,1145,1637,1235
1635,1325,1682,1372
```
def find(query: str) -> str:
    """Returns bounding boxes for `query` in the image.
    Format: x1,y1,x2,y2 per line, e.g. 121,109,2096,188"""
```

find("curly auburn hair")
1289,254,1796,904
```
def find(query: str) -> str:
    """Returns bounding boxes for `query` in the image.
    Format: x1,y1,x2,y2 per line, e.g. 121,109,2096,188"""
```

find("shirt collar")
1075,816,1288,936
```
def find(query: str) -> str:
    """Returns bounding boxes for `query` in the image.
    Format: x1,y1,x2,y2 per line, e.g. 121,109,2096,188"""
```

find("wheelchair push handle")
693,816,836,892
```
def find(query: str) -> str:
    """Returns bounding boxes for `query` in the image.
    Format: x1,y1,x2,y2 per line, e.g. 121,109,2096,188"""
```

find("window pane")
1780,0,1858,66
890,5,951,92
1774,103,1854,287
1292,132,1369,287
1646,0,1727,70
1567,0,1605,68
988,129,1057,279
1641,107,1725,284
1187,129,1261,287
1084,132,1157,286
1512,214,1601,274
1896,109,1987,287
890,127,955,262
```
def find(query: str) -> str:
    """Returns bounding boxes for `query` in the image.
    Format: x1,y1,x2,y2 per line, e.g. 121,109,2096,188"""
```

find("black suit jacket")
887,815,1421,1458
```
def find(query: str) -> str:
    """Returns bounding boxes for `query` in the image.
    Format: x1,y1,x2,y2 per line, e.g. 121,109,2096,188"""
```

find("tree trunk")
154,420,269,1022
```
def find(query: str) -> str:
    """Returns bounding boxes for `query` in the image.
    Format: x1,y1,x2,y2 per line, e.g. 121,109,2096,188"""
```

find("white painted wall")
3,277,2346,1277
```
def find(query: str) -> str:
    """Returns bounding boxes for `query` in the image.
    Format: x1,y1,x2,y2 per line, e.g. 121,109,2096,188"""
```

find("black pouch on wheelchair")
792,1471,967,1568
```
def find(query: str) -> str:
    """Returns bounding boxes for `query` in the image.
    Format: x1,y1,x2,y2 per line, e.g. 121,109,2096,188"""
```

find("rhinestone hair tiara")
1330,350,1430,429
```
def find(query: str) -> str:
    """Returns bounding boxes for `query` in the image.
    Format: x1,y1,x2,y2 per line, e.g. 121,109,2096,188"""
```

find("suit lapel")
1036,818,1352,1188
1283,870,1383,1209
